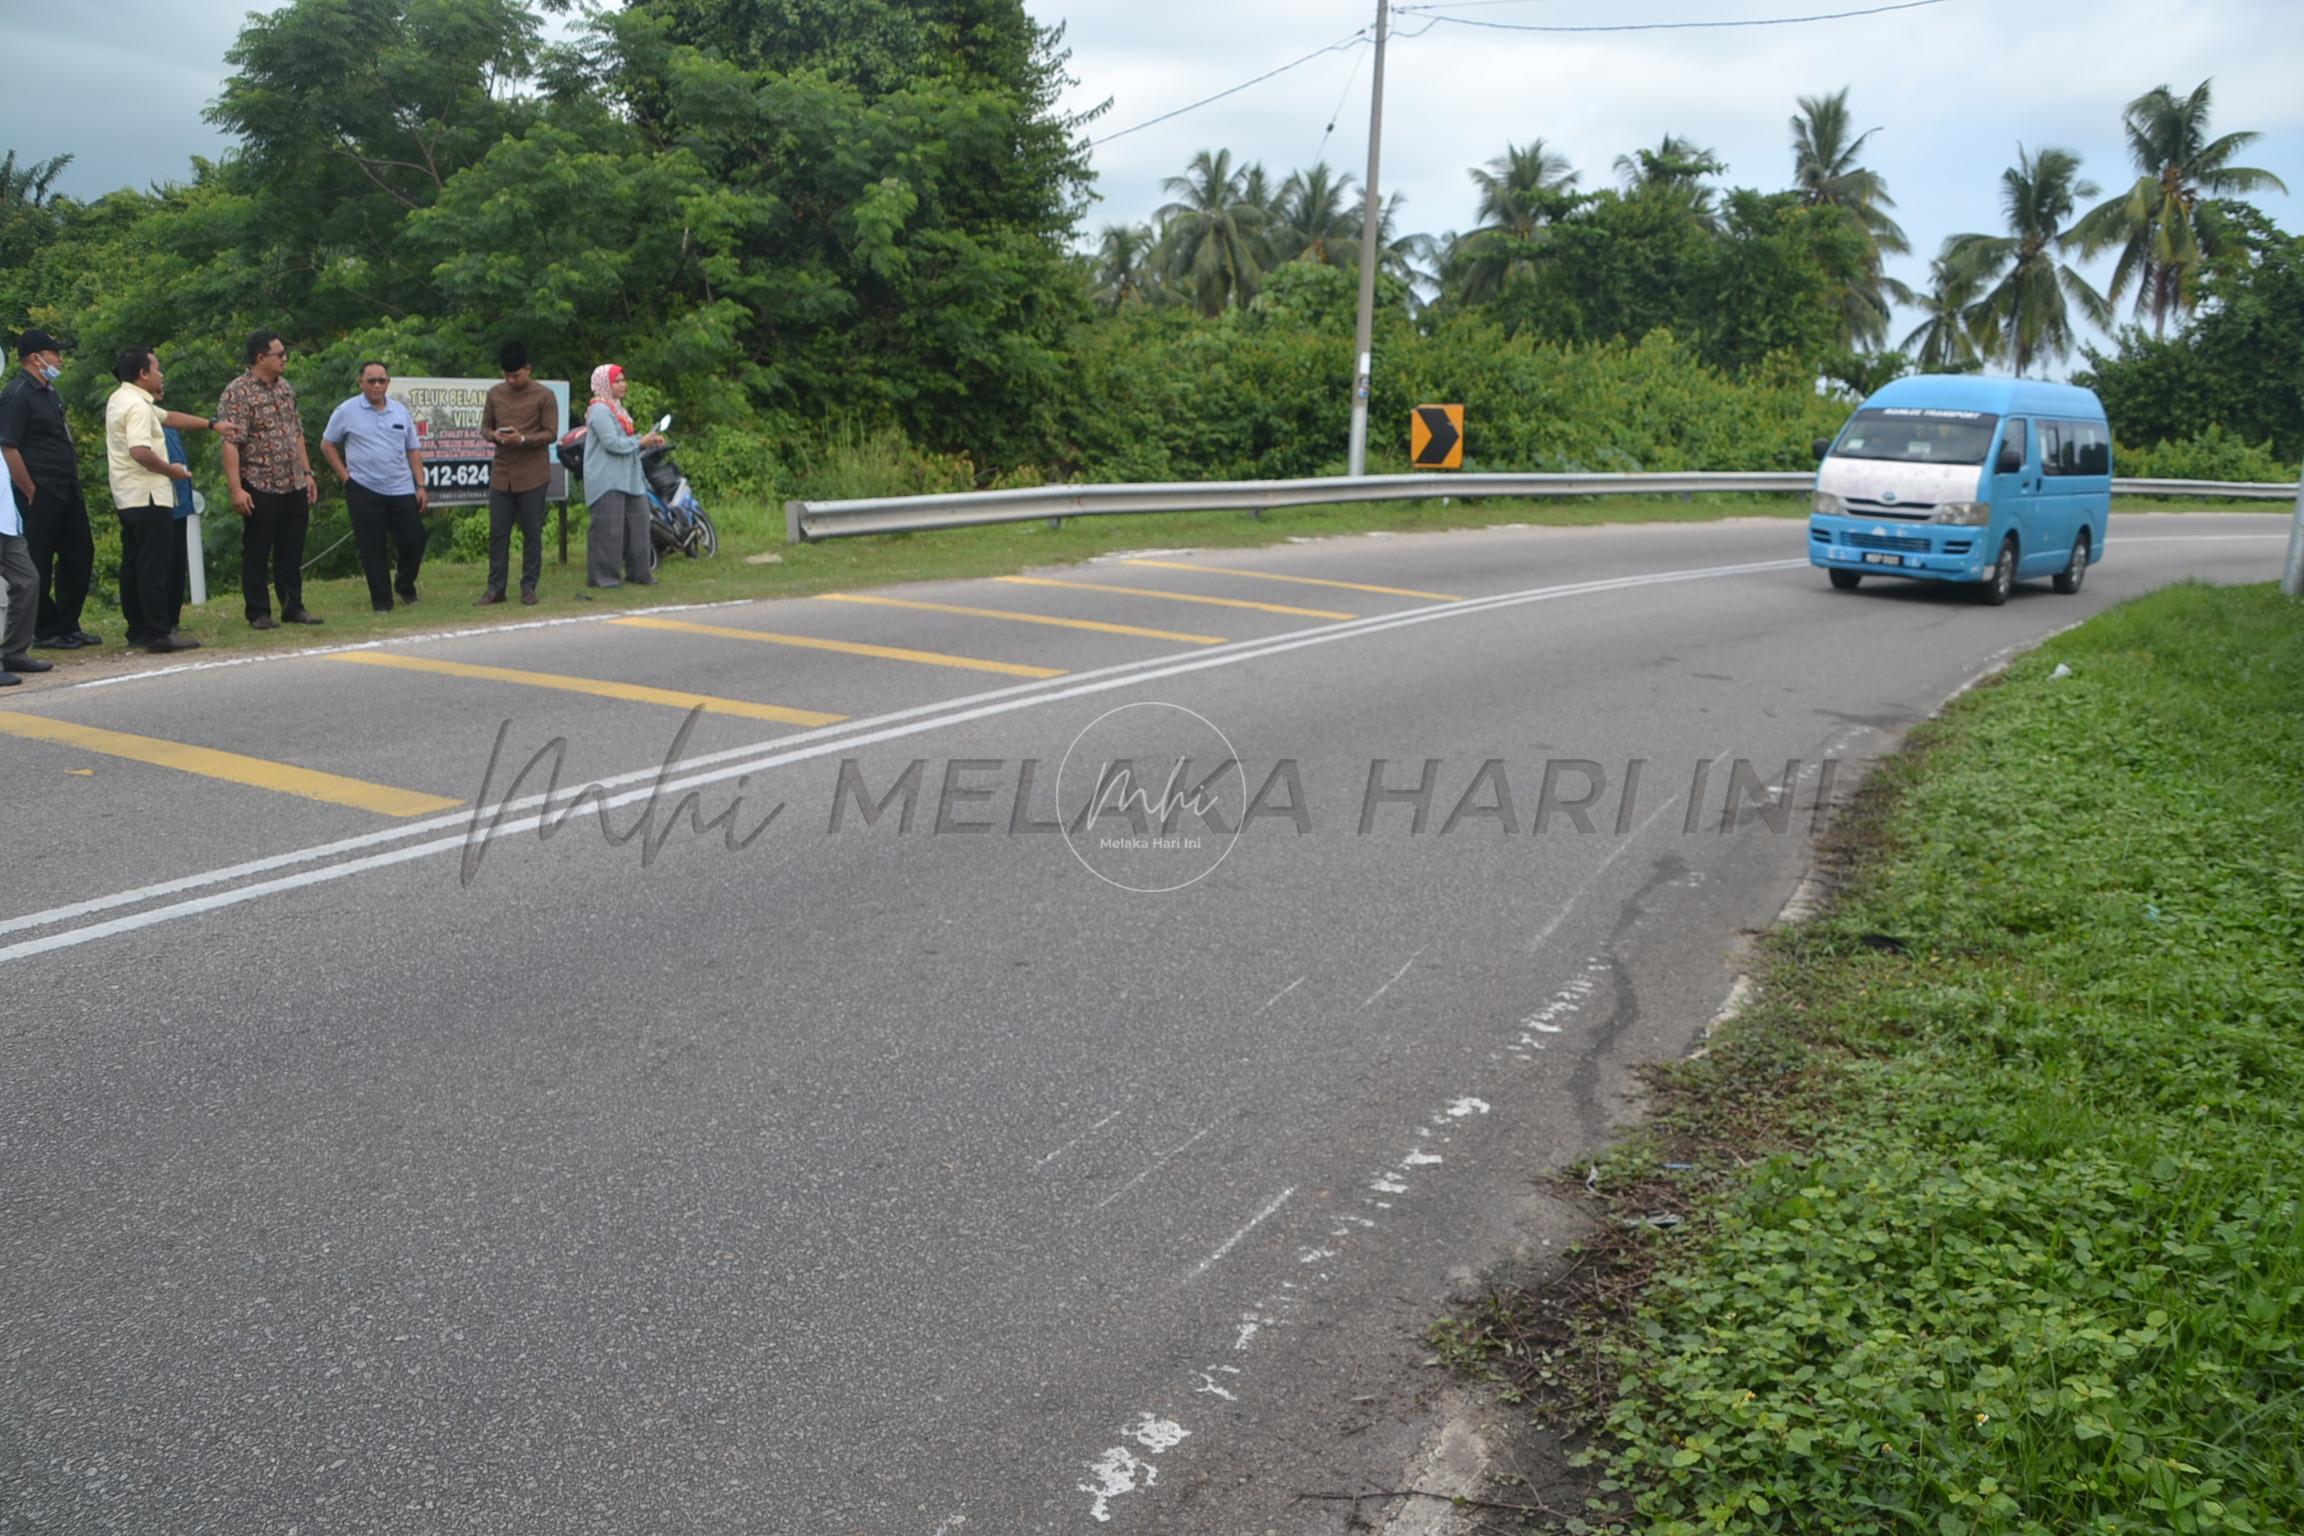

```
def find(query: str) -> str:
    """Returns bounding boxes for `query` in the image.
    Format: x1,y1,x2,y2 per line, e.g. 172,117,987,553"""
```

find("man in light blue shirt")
321,360,430,613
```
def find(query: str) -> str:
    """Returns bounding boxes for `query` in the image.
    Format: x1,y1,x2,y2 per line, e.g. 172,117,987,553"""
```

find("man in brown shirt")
477,341,557,605
217,329,322,628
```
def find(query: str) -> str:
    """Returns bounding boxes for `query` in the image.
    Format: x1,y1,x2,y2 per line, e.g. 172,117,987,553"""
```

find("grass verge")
1441,581,2304,1534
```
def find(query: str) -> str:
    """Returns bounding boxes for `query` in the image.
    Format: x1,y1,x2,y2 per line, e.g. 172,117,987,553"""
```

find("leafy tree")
1156,149,1270,315
1948,146,2112,377
2071,79,2289,335
1696,190,1871,374
1,150,78,327
1789,88,1912,346
2076,227,2304,460
1447,140,1579,305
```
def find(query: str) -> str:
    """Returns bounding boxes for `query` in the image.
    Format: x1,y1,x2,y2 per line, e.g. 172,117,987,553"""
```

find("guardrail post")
784,499,805,545
2283,453,2304,599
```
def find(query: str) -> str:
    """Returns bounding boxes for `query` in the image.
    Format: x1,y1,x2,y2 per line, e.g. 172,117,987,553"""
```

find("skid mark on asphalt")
1034,1108,1125,1169
1120,558,1463,602
995,574,1355,621
1094,1121,1215,1210
610,614,1066,678
816,592,1228,646
327,651,846,725
1187,1187,1297,1280
0,712,462,817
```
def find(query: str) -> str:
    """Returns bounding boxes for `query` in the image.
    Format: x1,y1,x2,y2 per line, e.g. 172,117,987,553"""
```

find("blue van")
1809,375,2111,604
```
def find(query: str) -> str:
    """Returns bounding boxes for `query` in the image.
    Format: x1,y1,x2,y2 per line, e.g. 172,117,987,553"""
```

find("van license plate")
1862,552,1904,567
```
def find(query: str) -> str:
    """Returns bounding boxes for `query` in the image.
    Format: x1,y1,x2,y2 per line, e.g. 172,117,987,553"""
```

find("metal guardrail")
784,472,2303,542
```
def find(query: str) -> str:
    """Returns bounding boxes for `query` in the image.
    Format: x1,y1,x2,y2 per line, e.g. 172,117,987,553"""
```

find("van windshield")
1832,408,1999,465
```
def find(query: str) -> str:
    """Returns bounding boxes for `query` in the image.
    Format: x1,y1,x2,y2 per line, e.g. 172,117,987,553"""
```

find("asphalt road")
1,513,2287,1533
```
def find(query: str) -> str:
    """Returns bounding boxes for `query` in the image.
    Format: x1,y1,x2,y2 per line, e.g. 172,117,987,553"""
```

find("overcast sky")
5,0,2299,359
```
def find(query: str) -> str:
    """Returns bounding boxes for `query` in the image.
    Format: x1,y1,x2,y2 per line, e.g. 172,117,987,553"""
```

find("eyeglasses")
361,375,390,385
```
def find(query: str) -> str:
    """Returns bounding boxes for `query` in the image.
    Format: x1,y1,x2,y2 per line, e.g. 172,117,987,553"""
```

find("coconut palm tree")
1614,133,1725,231
1947,146,2113,377
1156,148,1271,315
0,150,72,209
0,150,75,269
1447,139,1579,304
1345,189,1440,301
1614,134,1723,193
1898,250,1988,373
1789,88,1912,345
1091,222,1159,313
2071,79,2289,335
1275,162,1360,266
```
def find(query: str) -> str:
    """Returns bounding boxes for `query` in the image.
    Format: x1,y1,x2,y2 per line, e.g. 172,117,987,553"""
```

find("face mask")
39,364,59,382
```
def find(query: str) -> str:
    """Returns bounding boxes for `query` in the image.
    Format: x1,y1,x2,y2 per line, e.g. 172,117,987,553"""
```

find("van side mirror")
1811,437,1831,461
1995,443,2023,475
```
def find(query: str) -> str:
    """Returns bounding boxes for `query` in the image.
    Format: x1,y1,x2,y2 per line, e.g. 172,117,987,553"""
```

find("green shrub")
2117,424,2293,484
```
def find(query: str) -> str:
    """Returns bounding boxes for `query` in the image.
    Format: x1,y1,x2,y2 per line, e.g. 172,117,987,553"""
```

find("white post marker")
186,490,207,607
2282,453,2304,599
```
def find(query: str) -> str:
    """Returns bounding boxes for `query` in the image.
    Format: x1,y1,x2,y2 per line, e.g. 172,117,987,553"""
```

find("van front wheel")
2052,530,2090,594
1828,569,1863,591
1979,537,2017,606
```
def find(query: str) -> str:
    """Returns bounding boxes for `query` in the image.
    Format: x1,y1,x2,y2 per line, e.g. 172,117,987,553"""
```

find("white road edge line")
0,559,1804,964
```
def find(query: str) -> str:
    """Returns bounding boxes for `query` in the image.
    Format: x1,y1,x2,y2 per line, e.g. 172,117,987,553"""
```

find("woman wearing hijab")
581,363,664,587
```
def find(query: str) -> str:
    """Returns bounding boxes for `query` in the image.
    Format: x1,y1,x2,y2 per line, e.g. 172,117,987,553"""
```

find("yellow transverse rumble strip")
609,615,1065,678
1118,559,1463,602
993,575,1355,621
814,593,1228,646
0,712,464,817
326,652,847,726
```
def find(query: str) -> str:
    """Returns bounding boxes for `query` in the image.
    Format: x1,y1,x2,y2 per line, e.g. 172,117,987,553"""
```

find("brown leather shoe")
520,587,539,606
476,591,506,606
250,614,280,630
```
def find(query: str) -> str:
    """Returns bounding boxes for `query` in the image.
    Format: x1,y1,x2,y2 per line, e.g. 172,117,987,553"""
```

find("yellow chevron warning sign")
1411,404,1463,470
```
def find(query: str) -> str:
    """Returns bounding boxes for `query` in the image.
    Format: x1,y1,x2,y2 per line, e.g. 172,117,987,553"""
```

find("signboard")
1411,404,1464,470
392,376,571,507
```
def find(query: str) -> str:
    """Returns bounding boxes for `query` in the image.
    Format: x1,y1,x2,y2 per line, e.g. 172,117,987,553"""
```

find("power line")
1088,0,1948,154
1307,35,1372,171
1090,30,1371,148
1393,0,1949,32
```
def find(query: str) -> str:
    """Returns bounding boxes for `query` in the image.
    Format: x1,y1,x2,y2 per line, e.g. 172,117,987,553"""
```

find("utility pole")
1346,0,1390,479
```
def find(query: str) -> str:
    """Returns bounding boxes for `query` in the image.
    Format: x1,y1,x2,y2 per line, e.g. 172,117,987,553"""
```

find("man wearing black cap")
0,328,96,660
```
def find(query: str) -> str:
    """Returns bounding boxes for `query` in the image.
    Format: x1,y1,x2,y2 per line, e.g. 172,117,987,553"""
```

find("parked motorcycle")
640,415,717,567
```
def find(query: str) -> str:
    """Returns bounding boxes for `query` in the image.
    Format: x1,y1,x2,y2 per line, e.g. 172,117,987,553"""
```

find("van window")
2000,418,2030,469
1832,408,2000,464
2045,419,2109,476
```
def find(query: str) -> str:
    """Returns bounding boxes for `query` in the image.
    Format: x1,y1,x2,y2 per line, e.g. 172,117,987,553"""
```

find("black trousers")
345,478,425,611
18,477,93,638
117,503,185,645
242,484,310,621
487,485,547,595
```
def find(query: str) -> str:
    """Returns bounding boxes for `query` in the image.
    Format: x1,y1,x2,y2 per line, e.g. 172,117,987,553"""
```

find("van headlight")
1812,492,1844,515
1928,501,1989,525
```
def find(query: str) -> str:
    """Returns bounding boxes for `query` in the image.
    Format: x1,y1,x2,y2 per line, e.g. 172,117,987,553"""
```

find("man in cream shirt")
105,347,227,654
